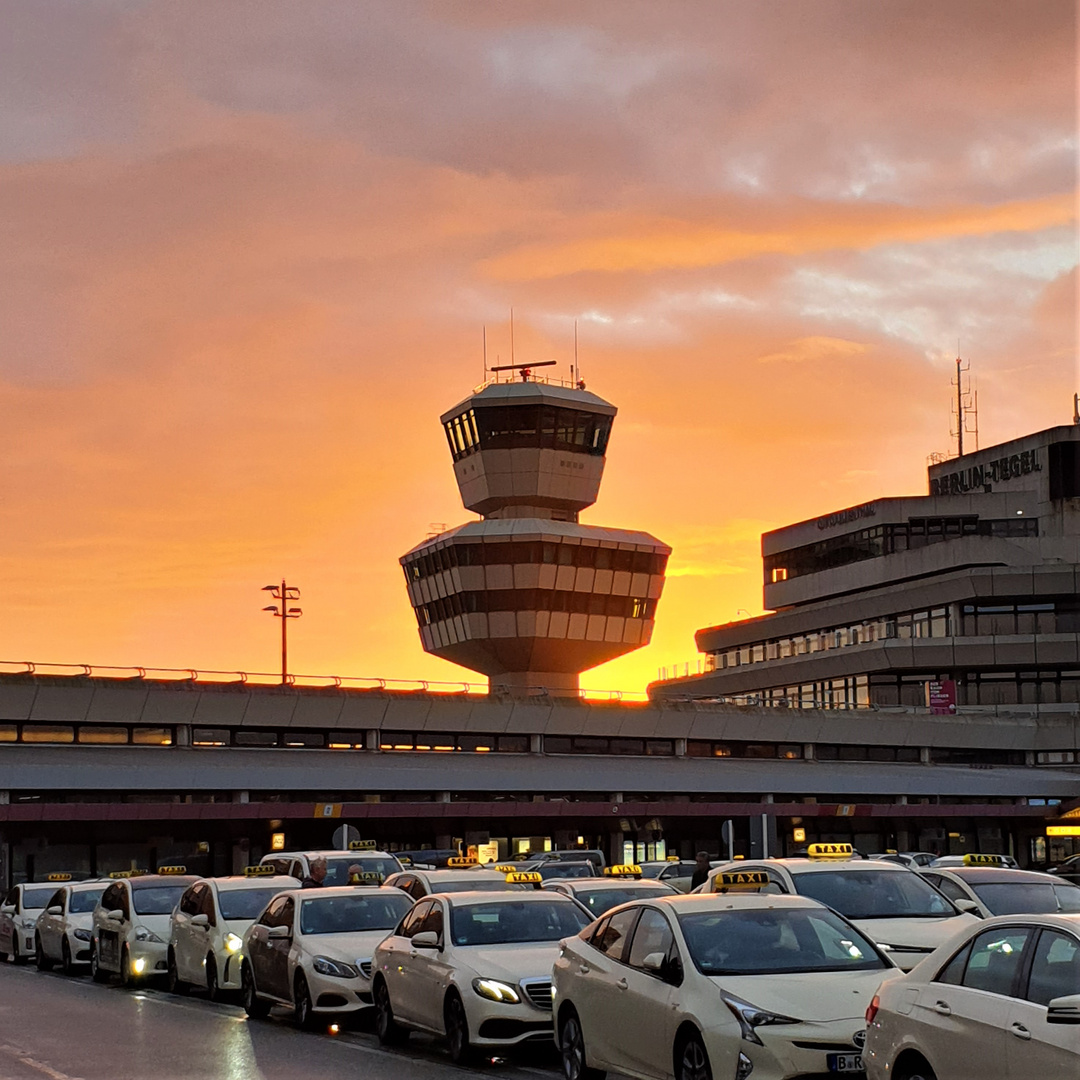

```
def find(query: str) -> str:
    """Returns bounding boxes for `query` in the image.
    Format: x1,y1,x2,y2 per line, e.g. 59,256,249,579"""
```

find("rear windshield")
322,858,401,886
426,880,526,894
68,888,106,914
218,888,290,921
22,888,55,910
794,870,957,919
534,863,595,880
450,900,589,946
132,886,187,915
971,882,1080,916
300,892,413,935
678,907,888,976
573,886,671,916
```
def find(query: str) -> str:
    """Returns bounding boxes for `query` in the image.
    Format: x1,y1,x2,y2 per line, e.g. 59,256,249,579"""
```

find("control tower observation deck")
400,371,670,693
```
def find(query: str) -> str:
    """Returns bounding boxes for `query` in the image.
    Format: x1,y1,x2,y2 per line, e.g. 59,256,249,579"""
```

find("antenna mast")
950,347,978,457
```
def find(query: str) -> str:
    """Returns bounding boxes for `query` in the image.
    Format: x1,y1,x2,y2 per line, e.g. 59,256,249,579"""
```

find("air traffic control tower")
401,364,670,693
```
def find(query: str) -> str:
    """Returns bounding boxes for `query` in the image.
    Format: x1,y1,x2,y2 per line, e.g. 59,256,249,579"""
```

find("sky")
0,0,1076,694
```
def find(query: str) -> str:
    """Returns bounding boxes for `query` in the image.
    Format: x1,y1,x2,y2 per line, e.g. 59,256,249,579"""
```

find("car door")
576,906,642,1068
265,896,296,1000
409,901,451,1032
247,895,289,1000
619,907,682,1078
38,889,65,959
1005,927,1080,1077
0,886,18,953
909,926,1033,1080
385,900,436,1025
97,884,129,971
172,884,202,981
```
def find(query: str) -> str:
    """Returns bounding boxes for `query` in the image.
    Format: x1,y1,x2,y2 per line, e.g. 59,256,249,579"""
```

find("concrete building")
400,373,670,693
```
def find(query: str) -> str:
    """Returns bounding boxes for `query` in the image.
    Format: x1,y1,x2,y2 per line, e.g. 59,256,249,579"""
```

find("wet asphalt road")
0,962,567,1080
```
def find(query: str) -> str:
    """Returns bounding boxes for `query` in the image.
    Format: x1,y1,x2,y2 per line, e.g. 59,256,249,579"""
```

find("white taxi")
241,885,414,1027
919,857,1080,919
372,887,592,1064
703,845,979,970
384,867,531,900
168,867,300,999
1,881,60,964
553,890,894,1080
34,877,108,973
90,868,197,985
543,871,678,918
865,912,1080,1080
259,847,402,886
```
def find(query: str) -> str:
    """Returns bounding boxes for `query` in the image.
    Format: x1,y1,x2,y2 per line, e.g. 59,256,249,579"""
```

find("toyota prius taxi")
703,845,979,970
372,886,592,1064
241,885,414,1028
168,867,300,999
553,890,894,1080
35,878,108,972
1,882,60,964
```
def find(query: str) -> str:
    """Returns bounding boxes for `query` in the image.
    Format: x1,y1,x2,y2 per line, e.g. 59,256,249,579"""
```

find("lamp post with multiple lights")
262,580,301,685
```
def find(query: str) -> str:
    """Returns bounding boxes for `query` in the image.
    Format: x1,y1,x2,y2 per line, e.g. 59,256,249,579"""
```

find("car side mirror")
412,930,441,949
47,905,63,916
190,914,210,928
0,904,14,914
642,952,666,973
266,925,291,940
954,900,981,916
1047,994,1080,1024
107,909,125,922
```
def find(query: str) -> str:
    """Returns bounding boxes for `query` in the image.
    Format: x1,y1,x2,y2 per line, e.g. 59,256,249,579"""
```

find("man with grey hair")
301,857,327,888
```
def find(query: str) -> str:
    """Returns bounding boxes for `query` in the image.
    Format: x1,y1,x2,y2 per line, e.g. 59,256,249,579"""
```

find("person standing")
301,857,327,888
690,851,712,891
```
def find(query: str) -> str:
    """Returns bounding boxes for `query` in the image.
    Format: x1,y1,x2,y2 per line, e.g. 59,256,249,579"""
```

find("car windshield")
533,863,595,880
322,858,400,886
22,888,55,910
678,907,888,976
793,870,957,918
971,882,1080,916
131,886,187,915
218,888,291,921
68,888,106,913
300,892,413,935
450,900,590,946
574,887,668,916
426,880,525,894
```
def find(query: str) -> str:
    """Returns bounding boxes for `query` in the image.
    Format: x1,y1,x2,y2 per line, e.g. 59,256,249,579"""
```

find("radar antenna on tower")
951,346,979,457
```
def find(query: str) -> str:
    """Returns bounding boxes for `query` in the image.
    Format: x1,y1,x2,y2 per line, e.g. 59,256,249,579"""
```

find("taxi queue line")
2,845,1078,1080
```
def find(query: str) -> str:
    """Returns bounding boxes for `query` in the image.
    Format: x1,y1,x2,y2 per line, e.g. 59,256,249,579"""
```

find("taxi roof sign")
108,870,148,879
47,873,73,882
494,864,517,874
448,856,478,868
807,843,853,860
603,864,642,878
156,865,187,875
666,855,682,862
349,871,384,883
506,871,542,885
244,865,278,877
348,840,378,851
714,870,770,892
963,853,1006,867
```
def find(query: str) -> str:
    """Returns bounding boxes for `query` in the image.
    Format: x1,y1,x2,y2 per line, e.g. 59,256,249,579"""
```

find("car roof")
273,885,407,900
551,878,674,890
439,889,579,907
718,858,910,875
125,875,199,888
269,850,396,860
203,875,302,891
647,893,825,912
931,867,1074,885
407,869,511,882
968,912,1080,934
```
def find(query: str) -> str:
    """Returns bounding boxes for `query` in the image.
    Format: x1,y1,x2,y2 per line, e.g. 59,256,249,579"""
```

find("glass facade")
414,589,657,627
443,404,613,463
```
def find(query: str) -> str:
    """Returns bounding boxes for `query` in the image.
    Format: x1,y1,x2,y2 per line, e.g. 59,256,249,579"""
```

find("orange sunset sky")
1,1,1077,694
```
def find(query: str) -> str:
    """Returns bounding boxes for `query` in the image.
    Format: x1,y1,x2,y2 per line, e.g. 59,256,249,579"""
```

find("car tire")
374,978,408,1045
559,1006,606,1080
35,935,54,971
895,1060,938,1080
11,937,26,966
444,990,476,1066
61,939,74,976
90,944,109,983
167,949,188,995
242,962,271,1019
293,972,316,1030
119,944,134,988
676,1030,712,1080
206,955,221,1002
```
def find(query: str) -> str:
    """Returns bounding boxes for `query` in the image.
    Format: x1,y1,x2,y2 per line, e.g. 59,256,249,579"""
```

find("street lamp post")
262,580,302,686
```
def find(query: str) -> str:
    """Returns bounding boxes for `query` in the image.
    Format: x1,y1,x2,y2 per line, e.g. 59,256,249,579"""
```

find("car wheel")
895,1059,938,1080
559,1007,606,1080
444,990,475,1066
374,978,407,1045
90,944,109,983
119,945,134,987
206,955,221,1002
61,939,74,976
676,1031,712,1080
11,936,26,966
293,972,316,1030
35,935,54,971
167,949,188,995
241,962,271,1019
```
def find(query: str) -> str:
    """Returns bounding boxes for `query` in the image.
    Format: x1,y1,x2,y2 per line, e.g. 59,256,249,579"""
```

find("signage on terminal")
817,502,877,531
929,447,1042,496
928,679,957,715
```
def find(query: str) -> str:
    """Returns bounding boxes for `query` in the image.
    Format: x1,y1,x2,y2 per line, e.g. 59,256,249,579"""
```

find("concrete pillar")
529,734,542,753
920,747,931,764
436,792,451,803
232,791,250,804
803,744,815,760
674,738,687,757
366,730,380,751
761,793,774,803
176,725,191,747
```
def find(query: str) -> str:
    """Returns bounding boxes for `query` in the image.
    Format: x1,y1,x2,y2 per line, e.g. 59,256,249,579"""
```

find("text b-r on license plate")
827,1053,864,1073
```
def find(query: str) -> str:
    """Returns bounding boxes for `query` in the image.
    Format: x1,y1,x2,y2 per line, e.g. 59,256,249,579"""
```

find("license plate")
827,1053,864,1073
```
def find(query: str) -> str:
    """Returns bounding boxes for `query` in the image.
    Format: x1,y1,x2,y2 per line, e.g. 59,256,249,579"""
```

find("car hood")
708,968,886,1022
133,913,173,934
457,941,562,983
851,914,978,951
301,929,394,962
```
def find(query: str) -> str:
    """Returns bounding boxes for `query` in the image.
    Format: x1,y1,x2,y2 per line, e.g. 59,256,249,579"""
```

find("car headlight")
472,978,521,1004
224,933,243,953
73,929,92,942
721,992,799,1046
20,918,37,930
133,926,163,943
312,956,360,979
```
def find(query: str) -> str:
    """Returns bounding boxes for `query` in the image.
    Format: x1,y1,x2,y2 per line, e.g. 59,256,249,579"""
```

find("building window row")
191,728,366,749
416,589,657,626
686,740,803,759
543,736,676,756
959,601,1071,637
0,724,173,746
404,540,666,582
378,732,529,753
444,404,612,463
764,515,1039,583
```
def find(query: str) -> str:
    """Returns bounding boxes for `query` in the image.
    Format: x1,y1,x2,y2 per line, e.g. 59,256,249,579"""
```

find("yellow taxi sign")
108,870,148,879
47,873,73,882
448,857,478,868
244,865,278,877
603,864,642,878
349,871,384,884
156,865,187,875
807,843,853,860
348,839,378,851
714,870,770,892
666,855,681,862
494,864,517,874
506,871,542,885
963,853,1005,867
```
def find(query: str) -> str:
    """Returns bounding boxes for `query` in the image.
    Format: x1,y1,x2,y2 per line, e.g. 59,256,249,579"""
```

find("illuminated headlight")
224,933,243,953
472,978,521,1004
133,926,163,943
312,956,360,979
73,929,92,942
133,958,147,974
721,992,799,1046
